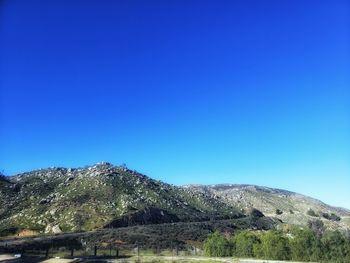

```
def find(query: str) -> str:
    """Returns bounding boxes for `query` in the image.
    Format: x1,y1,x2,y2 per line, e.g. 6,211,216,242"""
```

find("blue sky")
1,0,349,208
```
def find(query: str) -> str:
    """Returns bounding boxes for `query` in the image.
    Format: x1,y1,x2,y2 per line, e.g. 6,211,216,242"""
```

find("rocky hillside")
0,163,241,236
184,184,350,230
1,163,349,237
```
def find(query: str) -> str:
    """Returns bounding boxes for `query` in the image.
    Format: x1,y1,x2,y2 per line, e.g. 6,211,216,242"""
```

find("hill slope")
0,163,349,236
0,163,241,235
184,184,350,230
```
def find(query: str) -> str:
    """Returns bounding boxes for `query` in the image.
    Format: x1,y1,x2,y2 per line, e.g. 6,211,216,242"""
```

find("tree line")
204,220,350,262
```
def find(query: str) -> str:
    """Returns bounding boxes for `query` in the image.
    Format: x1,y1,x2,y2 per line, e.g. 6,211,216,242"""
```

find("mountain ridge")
183,183,350,213
1,162,349,237
0,163,242,236
185,183,350,230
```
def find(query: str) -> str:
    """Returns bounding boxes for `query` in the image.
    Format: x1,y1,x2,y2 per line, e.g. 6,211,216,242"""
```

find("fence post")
20,246,25,257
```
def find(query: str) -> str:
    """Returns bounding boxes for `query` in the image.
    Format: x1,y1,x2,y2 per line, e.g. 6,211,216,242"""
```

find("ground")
0,254,317,263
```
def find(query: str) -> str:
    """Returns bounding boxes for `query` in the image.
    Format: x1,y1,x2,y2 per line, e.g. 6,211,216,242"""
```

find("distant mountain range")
1,163,349,237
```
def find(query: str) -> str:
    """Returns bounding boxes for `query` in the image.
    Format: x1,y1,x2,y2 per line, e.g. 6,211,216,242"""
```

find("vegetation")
275,209,283,215
0,163,243,234
189,184,349,231
203,231,232,257
1,162,349,263
203,225,350,262
256,230,290,260
322,212,341,221
289,228,315,261
231,230,259,258
307,208,318,217
308,219,325,238
1,163,349,235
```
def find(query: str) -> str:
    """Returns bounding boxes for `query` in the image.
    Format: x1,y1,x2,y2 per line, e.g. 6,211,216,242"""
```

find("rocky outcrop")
45,224,62,234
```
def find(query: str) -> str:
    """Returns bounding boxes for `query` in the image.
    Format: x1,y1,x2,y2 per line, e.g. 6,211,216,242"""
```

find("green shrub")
255,231,290,260
203,231,232,257
275,209,283,215
321,212,341,222
232,230,260,258
307,209,318,217
202,227,350,262
321,230,347,262
289,228,315,261
308,219,325,238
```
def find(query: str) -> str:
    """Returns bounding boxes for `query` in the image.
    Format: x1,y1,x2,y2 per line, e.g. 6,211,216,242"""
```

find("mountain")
185,184,350,230
0,163,349,237
0,163,241,236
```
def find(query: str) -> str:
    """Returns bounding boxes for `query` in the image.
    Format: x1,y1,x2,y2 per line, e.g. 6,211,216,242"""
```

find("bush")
321,230,347,262
275,209,283,215
0,172,9,183
247,208,265,218
289,228,315,261
321,212,341,222
202,226,350,262
257,231,290,260
203,231,232,257
307,209,318,217
232,230,260,258
308,219,325,239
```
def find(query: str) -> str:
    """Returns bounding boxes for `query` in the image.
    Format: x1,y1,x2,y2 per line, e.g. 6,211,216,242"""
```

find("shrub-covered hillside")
0,163,241,235
1,162,349,237
186,184,350,230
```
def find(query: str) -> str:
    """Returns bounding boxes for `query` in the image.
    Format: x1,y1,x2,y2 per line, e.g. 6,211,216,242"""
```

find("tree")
345,237,350,263
308,219,325,239
257,231,290,260
310,238,324,261
203,228,350,262
232,230,259,258
321,230,347,262
0,171,7,181
203,231,232,257
289,228,315,261
0,171,10,186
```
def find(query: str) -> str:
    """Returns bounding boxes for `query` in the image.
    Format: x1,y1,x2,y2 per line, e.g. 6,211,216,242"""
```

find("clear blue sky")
1,0,349,208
